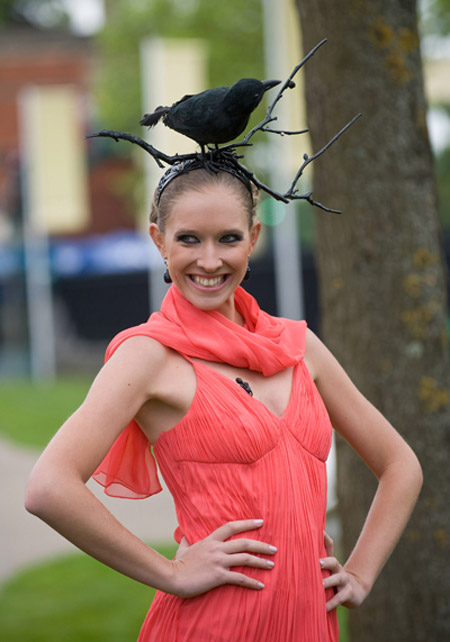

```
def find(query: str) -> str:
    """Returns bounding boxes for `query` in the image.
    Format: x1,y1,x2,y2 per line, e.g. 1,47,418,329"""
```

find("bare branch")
285,113,362,198
242,38,328,145
261,127,309,136
85,130,197,168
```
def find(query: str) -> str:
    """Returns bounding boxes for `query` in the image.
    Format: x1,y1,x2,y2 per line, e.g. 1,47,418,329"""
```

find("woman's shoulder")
99,334,193,413
108,334,179,373
304,328,328,381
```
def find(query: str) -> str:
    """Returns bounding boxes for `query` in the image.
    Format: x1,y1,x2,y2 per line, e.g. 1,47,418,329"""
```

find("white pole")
140,38,168,314
18,87,56,380
262,0,304,320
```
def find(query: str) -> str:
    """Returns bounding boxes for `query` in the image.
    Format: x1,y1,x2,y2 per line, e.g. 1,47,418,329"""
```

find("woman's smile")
150,185,261,322
189,274,230,289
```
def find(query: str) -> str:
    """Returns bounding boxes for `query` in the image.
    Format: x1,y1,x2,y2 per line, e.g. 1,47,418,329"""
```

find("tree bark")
295,1,450,640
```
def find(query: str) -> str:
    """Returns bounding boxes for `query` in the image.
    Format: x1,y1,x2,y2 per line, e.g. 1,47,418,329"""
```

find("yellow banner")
20,84,89,234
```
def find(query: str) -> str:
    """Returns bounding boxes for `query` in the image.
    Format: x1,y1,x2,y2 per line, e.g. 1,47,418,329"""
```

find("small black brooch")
236,377,253,396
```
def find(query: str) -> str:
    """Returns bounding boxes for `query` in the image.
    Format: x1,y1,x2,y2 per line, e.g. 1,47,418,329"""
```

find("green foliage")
95,0,264,134
0,378,91,448
421,0,450,36
0,544,177,642
0,0,15,23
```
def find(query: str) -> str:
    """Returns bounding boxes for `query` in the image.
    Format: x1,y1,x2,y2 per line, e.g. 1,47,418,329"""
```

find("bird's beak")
262,79,282,91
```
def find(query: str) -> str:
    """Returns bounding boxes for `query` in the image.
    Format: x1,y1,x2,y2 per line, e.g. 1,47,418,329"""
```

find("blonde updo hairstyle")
150,168,260,233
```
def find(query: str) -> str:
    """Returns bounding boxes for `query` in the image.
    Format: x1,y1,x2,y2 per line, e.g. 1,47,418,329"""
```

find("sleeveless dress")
93,286,339,642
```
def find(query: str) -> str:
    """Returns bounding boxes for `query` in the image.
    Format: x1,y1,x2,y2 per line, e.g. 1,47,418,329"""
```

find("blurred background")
0,0,449,640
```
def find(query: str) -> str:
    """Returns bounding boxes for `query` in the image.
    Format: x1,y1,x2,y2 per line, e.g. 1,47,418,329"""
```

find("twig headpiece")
87,39,361,214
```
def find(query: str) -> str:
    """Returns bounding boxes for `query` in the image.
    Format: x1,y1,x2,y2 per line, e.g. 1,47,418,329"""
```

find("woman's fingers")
174,536,190,560
320,556,367,612
169,519,277,598
226,552,276,570
211,519,265,541
323,531,334,557
226,570,266,590
222,537,277,557
211,521,277,569
320,555,341,578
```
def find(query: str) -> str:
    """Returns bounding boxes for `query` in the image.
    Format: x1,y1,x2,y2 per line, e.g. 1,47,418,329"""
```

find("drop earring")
243,264,251,282
163,259,172,284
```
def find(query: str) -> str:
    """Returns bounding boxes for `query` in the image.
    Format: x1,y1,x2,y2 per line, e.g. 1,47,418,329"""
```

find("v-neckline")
193,360,299,421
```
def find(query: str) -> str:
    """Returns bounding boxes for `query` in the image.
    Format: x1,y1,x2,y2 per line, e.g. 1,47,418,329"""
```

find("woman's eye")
177,234,199,244
220,234,243,243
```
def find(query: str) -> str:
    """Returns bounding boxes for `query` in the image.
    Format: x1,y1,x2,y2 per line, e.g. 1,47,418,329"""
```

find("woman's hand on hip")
168,519,277,598
321,531,368,612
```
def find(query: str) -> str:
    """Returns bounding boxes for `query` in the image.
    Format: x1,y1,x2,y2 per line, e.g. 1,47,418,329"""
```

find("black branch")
85,130,198,168
284,113,362,202
86,39,361,214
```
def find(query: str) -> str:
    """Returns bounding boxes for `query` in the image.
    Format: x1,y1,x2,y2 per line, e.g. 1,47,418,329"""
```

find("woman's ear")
149,223,165,256
249,221,262,254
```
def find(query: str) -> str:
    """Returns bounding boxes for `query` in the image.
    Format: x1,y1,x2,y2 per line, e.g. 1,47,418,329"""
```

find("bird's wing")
171,94,195,107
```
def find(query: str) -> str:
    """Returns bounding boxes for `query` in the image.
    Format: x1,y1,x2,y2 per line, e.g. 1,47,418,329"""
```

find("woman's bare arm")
25,337,276,597
305,329,423,610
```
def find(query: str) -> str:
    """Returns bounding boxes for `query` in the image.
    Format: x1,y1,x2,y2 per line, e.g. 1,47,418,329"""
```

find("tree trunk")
295,1,450,640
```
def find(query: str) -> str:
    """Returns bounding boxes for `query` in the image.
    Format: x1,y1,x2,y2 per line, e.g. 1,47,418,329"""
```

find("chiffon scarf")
93,286,307,498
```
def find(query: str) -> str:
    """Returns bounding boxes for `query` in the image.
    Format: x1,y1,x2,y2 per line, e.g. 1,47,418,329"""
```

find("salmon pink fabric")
93,286,338,641
93,285,305,498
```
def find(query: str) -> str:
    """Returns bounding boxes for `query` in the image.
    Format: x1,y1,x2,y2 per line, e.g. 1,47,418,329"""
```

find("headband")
156,155,254,204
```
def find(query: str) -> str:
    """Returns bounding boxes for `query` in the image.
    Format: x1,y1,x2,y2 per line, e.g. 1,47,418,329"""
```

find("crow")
140,78,286,150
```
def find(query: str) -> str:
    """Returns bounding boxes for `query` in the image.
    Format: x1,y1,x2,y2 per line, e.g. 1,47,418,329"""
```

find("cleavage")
191,358,295,419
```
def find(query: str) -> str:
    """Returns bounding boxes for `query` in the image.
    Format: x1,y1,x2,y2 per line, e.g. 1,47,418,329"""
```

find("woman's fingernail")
258,582,265,589
319,559,325,568
269,545,277,553
253,519,264,526
266,560,275,568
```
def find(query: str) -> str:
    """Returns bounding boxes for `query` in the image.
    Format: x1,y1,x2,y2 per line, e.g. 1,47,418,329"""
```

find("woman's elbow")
410,448,424,497
24,464,68,519
24,470,52,517
398,443,423,501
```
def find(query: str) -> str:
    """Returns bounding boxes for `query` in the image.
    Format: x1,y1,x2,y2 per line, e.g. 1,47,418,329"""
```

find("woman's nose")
196,243,223,272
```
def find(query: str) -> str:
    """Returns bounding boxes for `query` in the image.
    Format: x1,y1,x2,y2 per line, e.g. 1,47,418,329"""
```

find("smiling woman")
149,176,261,321
25,150,422,641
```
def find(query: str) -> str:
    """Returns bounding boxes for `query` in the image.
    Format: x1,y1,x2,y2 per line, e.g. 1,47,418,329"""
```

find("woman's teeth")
191,275,225,287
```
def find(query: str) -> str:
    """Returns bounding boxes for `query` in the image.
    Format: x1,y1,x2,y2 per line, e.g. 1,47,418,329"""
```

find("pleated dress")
94,286,339,642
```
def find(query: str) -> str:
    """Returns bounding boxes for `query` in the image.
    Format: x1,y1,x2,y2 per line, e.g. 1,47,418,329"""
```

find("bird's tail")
140,107,169,127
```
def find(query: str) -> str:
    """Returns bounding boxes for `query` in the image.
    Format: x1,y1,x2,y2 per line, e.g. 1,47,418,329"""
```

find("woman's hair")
150,168,260,232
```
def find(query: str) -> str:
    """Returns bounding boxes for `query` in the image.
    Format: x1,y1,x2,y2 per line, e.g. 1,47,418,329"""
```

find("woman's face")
150,184,261,323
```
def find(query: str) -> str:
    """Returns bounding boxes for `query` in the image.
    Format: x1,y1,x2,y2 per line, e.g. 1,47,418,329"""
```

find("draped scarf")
93,286,306,498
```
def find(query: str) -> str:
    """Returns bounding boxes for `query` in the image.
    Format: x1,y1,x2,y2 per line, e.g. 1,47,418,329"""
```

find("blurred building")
0,19,145,376
0,19,137,239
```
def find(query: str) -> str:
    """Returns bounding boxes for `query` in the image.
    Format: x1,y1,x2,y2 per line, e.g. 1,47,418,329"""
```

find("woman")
25,158,422,641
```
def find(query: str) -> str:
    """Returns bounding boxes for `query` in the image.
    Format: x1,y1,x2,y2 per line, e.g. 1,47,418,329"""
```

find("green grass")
0,378,91,448
338,607,348,641
0,543,177,642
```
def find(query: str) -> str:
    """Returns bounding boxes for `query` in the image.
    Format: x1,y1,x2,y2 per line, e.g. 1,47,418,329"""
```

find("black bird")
140,78,284,149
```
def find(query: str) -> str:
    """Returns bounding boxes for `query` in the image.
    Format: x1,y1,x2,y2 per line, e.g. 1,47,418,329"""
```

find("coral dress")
93,286,339,642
